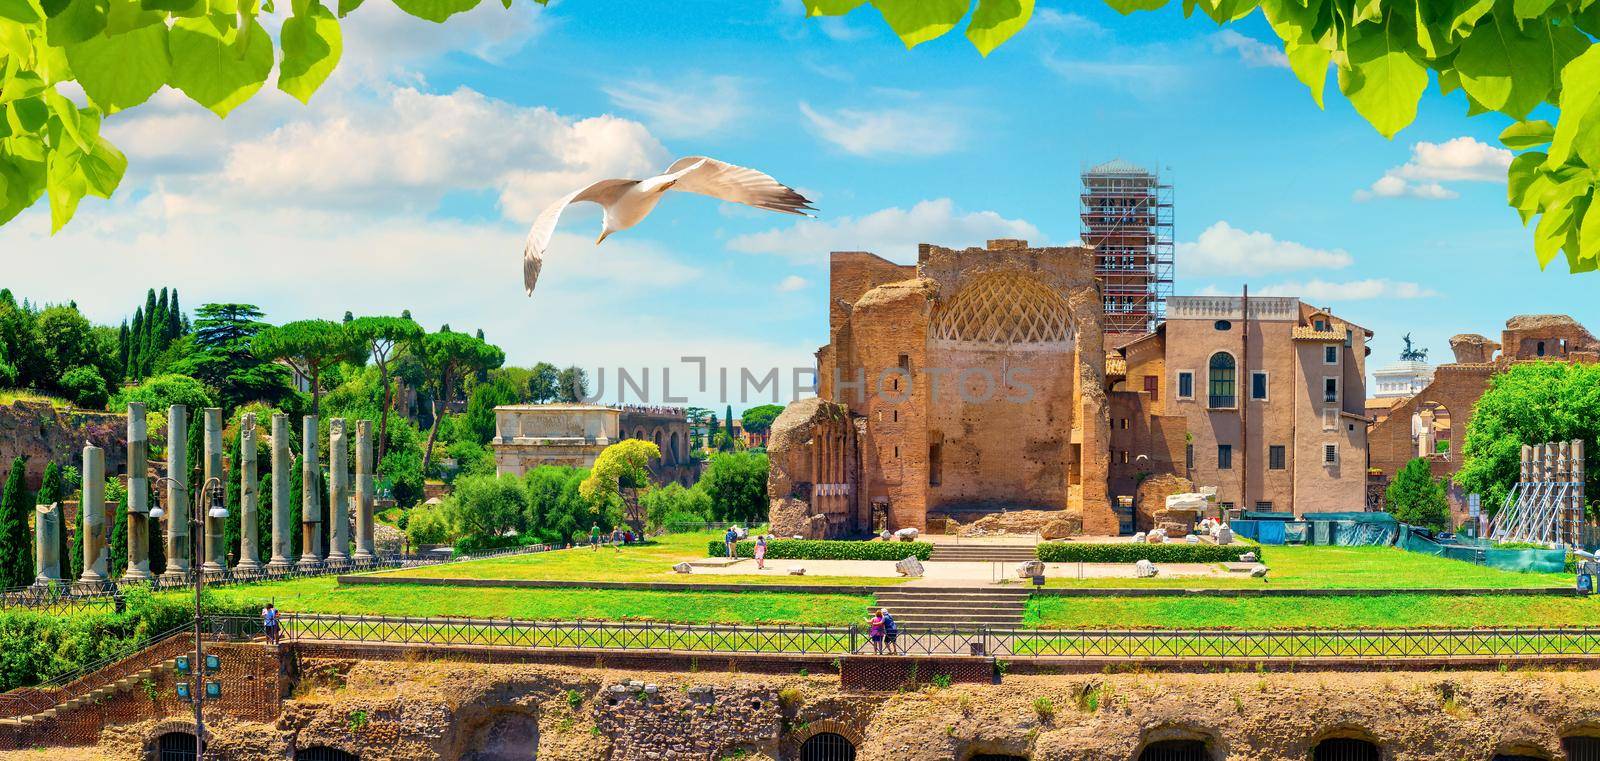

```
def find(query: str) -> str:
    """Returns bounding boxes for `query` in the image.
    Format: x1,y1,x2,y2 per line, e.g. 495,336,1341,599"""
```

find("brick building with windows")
765,239,1375,539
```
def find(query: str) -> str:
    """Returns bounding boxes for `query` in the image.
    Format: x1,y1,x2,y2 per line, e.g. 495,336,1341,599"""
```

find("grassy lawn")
1025,593,1600,629
1041,545,1571,589
376,530,905,587
203,576,869,626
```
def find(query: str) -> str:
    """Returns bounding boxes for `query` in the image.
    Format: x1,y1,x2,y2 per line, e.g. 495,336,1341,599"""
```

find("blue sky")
1,0,1594,407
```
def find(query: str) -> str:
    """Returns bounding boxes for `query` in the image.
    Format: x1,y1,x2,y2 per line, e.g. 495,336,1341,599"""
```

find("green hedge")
1036,542,1261,564
708,539,934,561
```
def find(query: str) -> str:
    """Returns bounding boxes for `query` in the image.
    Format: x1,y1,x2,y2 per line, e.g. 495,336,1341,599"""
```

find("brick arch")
783,717,867,758
1367,364,1497,485
143,719,202,761
1133,722,1225,761
1304,724,1386,761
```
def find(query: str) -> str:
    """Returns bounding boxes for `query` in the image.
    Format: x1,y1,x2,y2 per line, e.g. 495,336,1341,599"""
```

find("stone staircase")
927,544,1039,563
870,586,1030,628
0,656,177,729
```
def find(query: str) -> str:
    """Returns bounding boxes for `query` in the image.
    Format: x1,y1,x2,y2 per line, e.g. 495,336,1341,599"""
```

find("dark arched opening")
156,732,198,761
297,748,360,761
1565,736,1600,761
1492,755,1548,761
1312,737,1379,761
1140,740,1209,761
462,709,539,761
801,732,858,761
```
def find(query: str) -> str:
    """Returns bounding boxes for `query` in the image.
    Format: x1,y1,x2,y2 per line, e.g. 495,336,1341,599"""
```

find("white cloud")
727,198,1039,263
798,101,964,157
217,86,667,221
337,0,547,83
1252,279,1437,301
1177,221,1353,276
604,74,751,139
1210,30,1288,68
1033,9,1107,35
1042,55,1186,95
1354,137,1511,201
776,275,809,292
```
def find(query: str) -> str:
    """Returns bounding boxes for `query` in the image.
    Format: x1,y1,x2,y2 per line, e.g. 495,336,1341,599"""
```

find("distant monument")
1399,333,1429,362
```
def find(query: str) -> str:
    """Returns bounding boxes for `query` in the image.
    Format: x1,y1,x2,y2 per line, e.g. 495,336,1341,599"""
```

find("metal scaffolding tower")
1080,160,1174,335
1491,440,1587,547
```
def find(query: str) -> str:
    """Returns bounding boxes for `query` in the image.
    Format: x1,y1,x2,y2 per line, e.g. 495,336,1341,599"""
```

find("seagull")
521,156,817,295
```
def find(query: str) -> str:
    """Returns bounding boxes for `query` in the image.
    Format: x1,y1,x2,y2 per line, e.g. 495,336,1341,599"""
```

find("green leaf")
1512,0,1557,20
45,146,87,232
1454,13,1551,119
1337,14,1428,138
278,0,341,103
44,0,108,45
1287,39,1332,106
65,23,170,113
1506,149,1547,220
6,95,47,133
1104,0,1170,12
0,0,43,23
390,0,479,23
167,12,273,117
1548,44,1600,168
139,0,199,13
1500,119,1554,149
0,142,47,226
1578,189,1600,270
43,89,90,152
79,133,124,197
1532,177,1584,267
967,0,1031,57
803,0,866,14
1573,97,1600,170
0,70,45,104
104,0,163,33
1445,0,1494,41
867,0,968,48
334,0,360,16
1189,0,1260,22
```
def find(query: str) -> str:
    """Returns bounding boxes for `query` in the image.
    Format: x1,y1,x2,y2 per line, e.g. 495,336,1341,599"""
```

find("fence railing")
0,622,194,719
201,614,1600,661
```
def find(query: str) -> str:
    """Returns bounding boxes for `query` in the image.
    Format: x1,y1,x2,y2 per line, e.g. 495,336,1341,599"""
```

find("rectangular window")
1217,444,1233,469
1269,445,1286,470
1323,443,1339,464
1255,501,1273,511
1177,371,1194,400
1314,319,1327,331
1144,375,1159,402
1251,372,1268,400
1345,329,1353,348
929,443,942,486
1324,345,1339,364
1119,418,1128,430
1185,443,1194,470
1120,450,1129,464
1324,377,1338,403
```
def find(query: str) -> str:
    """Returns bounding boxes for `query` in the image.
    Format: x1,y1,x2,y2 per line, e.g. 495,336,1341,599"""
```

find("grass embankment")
1042,545,1571,590
1025,594,1600,629
378,530,905,587
204,576,869,626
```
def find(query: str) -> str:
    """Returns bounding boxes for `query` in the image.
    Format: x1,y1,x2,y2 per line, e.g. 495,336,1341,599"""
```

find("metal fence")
204,614,1600,660
0,622,194,719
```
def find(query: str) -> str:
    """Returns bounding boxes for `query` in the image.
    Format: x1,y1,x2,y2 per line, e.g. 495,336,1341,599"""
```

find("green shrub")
1035,542,1260,564
709,538,933,561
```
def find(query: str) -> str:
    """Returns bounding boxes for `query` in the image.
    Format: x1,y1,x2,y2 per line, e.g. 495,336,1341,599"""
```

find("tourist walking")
724,526,739,558
612,526,624,552
590,523,601,551
881,608,899,655
262,603,280,646
868,610,885,655
755,535,768,569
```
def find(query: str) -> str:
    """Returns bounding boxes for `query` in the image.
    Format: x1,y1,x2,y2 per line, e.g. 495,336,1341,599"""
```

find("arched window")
1207,353,1236,409
670,432,681,461
1139,740,1209,761
1538,340,1547,356
801,732,858,761
156,732,198,761
297,748,360,761
1565,736,1600,761
1312,738,1379,761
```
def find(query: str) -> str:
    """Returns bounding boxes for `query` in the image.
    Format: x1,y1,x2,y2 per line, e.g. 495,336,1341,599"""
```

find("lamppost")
149,474,227,759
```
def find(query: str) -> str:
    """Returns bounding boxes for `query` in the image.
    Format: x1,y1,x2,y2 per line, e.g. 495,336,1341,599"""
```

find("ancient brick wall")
0,401,127,490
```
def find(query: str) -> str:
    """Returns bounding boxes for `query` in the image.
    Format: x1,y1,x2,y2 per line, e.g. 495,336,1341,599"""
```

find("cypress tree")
108,480,128,579
139,289,157,378
167,289,182,341
146,288,169,375
127,308,144,381
224,429,241,562
116,320,130,381
288,454,304,560
257,473,273,564
0,457,32,588
724,406,734,450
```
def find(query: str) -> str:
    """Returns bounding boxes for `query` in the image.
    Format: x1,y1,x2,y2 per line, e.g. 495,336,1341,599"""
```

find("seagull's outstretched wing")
522,179,637,295
663,156,816,217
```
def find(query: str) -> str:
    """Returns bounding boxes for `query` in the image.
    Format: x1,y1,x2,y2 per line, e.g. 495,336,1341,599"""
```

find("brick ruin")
768,240,1375,537
1366,314,1600,524
19,648,1600,761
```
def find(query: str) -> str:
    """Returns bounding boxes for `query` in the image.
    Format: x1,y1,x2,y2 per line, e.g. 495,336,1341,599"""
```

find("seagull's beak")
596,230,611,245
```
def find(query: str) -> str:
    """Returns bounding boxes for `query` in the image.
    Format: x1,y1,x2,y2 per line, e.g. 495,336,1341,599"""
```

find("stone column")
267,414,294,571
122,402,152,581
299,414,323,570
78,444,108,586
201,407,227,573
1572,439,1587,547
34,502,60,585
164,404,190,579
236,413,263,572
353,419,376,562
1521,444,1533,483
326,418,351,566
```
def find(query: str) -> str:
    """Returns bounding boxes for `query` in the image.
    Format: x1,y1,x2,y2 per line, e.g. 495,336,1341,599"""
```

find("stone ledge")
336,574,892,596
1032,586,1577,597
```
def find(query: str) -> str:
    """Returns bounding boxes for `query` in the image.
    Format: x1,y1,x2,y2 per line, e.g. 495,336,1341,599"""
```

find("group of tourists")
589,523,644,551
723,527,772,569
867,608,900,655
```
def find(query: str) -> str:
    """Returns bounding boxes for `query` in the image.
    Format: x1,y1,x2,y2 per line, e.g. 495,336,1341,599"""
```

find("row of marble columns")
33,404,379,586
